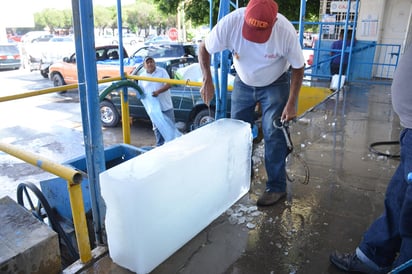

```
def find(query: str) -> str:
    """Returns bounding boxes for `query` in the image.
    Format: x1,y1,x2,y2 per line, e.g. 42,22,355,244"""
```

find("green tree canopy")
154,0,320,26
32,0,320,35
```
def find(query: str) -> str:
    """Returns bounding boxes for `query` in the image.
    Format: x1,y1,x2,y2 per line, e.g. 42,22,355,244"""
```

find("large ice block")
100,118,252,273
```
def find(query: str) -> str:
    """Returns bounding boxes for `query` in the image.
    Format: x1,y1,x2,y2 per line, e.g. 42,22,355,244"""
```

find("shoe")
329,251,383,274
256,191,286,206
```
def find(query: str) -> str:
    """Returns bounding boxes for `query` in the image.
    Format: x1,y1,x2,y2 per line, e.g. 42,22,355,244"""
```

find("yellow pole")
0,85,79,102
0,77,123,103
127,75,233,91
0,142,82,183
128,75,205,87
120,92,131,144
67,182,92,263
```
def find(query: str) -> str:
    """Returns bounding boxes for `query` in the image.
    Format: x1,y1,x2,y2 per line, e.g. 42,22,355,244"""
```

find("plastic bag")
330,74,346,90
140,94,182,142
174,63,235,87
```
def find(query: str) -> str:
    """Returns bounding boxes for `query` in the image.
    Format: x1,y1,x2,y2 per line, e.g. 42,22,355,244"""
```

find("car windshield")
132,45,185,59
50,37,73,42
32,35,54,43
131,44,198,61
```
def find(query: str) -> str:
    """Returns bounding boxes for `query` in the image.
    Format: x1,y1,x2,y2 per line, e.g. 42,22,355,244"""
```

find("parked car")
99,57,230,131
20,31,51,44
39,36,75,78
130,43,198,64
113,33,139,45
21,33,54,71
95,35,117,46
144,35,172,45
49,45,134,88
0,43,21,70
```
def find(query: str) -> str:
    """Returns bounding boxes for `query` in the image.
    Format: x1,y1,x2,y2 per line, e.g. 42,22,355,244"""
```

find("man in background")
139,56,175,146
330,29,355,75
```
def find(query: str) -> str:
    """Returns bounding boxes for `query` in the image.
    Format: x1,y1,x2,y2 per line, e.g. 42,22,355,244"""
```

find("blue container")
40,144,150,221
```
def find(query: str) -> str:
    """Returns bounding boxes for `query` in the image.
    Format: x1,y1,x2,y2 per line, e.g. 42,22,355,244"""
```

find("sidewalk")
77,83,400,274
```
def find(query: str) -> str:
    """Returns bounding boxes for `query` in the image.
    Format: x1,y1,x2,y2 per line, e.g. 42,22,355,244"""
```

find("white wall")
357,0,385,41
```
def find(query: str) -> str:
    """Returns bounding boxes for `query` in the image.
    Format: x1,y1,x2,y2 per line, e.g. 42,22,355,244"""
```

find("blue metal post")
217,0,230,119
209,0,213,30
298,0,307,48
336,0,353,89
72,0,106,244
346,0,360,78
116,0,125,76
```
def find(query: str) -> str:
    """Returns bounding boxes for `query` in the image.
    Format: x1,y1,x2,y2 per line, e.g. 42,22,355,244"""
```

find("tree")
94,6,116,35
34,8,70,33
154,0,320,27
32,0,320,37
123,1,176,37
277,0,319,21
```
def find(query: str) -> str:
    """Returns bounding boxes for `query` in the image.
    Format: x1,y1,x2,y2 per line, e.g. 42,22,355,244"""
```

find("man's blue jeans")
231,72,290,192
358,128,412,270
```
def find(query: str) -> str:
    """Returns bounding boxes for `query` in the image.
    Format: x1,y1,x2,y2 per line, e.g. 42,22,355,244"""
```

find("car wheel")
52,74,65,87
100,100,120,127
40,69,48,79
193,108,215,129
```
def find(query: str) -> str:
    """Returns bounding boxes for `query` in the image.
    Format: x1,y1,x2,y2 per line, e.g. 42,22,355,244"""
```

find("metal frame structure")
20,0,394,265
1,0,408,270
69,0,339,246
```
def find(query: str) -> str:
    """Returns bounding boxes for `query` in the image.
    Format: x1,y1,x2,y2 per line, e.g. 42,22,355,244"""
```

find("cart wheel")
17,182,53,223
16,182,79,263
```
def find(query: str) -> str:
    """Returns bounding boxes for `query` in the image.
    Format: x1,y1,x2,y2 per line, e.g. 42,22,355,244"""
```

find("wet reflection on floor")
81,83,400,273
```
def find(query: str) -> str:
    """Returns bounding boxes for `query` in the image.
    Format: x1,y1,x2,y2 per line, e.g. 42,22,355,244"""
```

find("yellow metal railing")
0,142,92,263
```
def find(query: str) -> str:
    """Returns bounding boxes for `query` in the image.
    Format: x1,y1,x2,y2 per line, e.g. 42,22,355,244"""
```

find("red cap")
242,0,278,43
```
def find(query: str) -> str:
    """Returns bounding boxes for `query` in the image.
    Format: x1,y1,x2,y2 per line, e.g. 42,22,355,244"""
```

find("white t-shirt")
139,66,173,111
205,8,305,87
392,44,412,129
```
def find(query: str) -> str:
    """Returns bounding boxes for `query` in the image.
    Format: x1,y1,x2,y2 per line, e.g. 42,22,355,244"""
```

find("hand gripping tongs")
273,118,293,155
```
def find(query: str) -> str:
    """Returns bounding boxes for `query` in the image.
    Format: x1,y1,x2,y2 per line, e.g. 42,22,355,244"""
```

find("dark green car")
99,57,231,132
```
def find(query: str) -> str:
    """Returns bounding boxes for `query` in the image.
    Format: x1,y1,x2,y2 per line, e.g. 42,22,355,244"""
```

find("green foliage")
277,0,320,21
32,0,320,35
154,0,319,27
123,0,173,35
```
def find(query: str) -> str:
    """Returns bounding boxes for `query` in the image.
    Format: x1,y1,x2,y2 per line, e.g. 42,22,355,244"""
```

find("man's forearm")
288,66,305,105
153,83,171,96
199,42,212,81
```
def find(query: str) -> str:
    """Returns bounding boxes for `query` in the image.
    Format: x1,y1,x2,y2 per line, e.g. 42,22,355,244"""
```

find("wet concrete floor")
0,73,400,274
75,82,400,274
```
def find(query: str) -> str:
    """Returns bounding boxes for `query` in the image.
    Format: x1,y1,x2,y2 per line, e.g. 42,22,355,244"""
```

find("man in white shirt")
199,0,305,206
139,56,175,146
